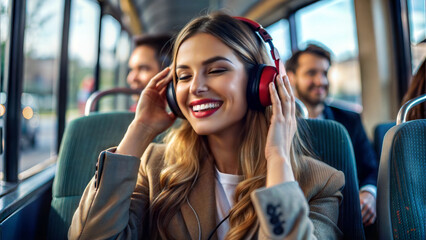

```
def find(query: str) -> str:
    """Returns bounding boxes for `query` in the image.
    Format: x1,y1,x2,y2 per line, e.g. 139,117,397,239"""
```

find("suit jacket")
323,104,378,188
69,143,344,239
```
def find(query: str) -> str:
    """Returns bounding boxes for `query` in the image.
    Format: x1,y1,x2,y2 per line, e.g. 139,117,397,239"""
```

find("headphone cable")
207,214,230,240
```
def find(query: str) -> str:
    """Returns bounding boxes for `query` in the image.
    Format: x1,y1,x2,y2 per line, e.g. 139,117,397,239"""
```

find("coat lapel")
323,104,335,120
181,156,217,240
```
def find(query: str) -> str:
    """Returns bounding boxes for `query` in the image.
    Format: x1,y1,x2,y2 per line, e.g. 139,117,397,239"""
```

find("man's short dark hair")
285,44,332,73
133,34,173,68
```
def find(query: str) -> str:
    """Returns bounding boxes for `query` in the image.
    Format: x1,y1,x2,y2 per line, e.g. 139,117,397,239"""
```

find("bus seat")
374,122,395,160
377,119,426,239
47,112,135,239
302,119,365,240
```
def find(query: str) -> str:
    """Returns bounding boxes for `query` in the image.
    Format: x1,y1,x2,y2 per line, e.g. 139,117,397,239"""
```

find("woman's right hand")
117,67,176,157
133,67,176,134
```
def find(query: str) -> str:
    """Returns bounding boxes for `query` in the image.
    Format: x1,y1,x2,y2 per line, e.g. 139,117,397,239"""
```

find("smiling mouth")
190,101,223,118
192,102,221,112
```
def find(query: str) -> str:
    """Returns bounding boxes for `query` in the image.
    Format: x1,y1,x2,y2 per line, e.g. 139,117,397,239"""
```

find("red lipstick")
189,99,223,118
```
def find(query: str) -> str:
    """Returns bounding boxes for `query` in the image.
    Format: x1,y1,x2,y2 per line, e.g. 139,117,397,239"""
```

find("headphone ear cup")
258,65,278,107
247,64,277,110
166,81,185,118
247,64,264,110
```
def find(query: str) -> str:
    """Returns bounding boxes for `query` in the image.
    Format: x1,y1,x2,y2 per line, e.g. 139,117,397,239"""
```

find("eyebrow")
129,64,151,69
176,56,233,69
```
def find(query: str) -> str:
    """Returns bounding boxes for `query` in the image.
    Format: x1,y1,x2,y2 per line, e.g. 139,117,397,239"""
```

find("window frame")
4,0,26,183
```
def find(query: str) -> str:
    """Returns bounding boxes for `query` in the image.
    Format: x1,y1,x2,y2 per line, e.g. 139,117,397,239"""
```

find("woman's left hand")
265,74,297,187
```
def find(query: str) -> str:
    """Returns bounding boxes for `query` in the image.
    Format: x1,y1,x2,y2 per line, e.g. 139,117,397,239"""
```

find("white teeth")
192,102,220,112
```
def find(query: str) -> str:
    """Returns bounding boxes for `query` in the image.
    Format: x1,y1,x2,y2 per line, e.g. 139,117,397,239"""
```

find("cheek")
137,72,146,81
140,71,151,79
222,76,248,108
298,77,311,88
230,83,246,103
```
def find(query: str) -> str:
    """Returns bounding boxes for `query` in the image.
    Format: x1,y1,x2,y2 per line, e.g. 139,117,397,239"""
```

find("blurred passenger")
77,76,94,114
69,13,344,239
401,58,426,120
286,44,378,226
127,34,173,110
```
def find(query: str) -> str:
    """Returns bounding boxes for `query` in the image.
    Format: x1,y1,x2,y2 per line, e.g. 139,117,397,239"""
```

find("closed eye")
208,69,227,74
177,74,191,81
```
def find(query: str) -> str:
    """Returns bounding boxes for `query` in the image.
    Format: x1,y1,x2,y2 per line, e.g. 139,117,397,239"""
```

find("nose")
189,73,208,95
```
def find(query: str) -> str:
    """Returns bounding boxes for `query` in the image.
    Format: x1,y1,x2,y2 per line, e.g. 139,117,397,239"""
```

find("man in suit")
127,34,172,110
286,44,378,226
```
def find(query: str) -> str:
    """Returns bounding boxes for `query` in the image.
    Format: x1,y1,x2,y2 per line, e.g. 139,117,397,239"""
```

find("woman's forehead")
176,33,239,65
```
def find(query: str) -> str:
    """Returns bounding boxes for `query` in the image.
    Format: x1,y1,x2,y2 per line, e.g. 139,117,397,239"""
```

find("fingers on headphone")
159,86,167,98
155,72,173,91
275,76,290,116
276,75,290,102
282,75,296,117
147,67,171,89
269,81,283,116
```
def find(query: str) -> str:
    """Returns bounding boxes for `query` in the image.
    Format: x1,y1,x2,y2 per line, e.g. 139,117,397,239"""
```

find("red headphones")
166,16,281,118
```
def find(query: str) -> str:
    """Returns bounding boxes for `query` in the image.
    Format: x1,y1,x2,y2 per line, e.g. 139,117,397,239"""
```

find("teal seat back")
374,122,396,160
377,119,426,239
47,112,135,239
302,119,365,240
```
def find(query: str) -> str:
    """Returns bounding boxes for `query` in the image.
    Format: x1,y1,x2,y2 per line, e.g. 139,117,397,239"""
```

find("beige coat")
69,143,344,239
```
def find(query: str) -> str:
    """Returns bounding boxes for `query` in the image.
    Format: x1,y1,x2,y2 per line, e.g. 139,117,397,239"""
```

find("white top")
214,167,243,240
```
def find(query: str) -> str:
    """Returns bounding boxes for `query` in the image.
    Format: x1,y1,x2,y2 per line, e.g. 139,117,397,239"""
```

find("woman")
69,13,344,239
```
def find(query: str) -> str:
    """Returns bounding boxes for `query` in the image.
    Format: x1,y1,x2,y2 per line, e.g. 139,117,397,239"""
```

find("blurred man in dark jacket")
286,44,378,226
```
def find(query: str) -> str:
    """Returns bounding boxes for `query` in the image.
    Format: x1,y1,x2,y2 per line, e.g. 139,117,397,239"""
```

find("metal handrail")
84,88,141,116
295,98,309,119
396,93,426,125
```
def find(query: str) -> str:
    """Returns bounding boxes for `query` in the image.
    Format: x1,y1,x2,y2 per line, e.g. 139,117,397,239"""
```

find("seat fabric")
301,119,365,240
377,119,426,240
47,112,135,239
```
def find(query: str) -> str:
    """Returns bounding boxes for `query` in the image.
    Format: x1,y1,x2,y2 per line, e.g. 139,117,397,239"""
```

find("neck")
305,102,324,119
208,127,241,175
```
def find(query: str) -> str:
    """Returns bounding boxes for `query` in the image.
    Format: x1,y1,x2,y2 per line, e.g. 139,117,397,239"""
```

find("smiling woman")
2,0,422,240
175,33,248,135
68,12,344,240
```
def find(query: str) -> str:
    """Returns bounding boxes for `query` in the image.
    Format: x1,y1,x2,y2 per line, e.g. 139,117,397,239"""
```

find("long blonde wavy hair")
149,12,312,239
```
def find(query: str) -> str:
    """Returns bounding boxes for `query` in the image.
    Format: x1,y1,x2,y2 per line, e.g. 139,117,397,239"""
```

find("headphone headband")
233,16,281,71
233,17,273,42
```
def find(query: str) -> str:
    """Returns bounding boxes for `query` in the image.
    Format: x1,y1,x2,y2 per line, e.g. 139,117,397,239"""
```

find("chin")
191,124,216,136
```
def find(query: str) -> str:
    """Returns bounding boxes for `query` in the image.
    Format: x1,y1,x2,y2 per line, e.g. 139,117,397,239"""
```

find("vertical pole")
288,13,298,53
5,0,27,182
56,0,72,153
389,0,412,103
94,4,103,93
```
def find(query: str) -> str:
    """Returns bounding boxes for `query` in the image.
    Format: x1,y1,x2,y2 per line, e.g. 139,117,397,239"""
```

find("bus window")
407,0,426,73
67,0,100,120
98,14,125,112
0,0,10,180
266,19,292,62
16,0,63,177
115,30,131,88
295,0,362,109
100,14,120,91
